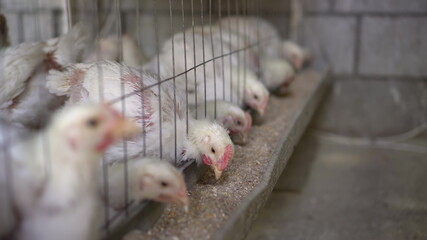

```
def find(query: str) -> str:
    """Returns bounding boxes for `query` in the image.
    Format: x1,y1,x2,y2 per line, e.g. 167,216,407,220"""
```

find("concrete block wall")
301,0,427,138
0,0,67,43
301,0,427,78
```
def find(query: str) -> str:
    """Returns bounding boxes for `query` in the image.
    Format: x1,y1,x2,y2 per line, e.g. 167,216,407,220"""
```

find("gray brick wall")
359,17,427,77
301,0,427,137
333,0,427,13
302,16,356,74
302,0,427,78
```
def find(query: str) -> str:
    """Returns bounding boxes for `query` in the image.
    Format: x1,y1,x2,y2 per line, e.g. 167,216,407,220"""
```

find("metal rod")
168,0,178,166
153,0,163,159
200,0,207,118
114,0,130,217
181,0,189,136
218,0,226,101
136,0,147,157
243,0,247,103
209,0,217,118
191,0,198,119
235,0,240,105
227,0,233,103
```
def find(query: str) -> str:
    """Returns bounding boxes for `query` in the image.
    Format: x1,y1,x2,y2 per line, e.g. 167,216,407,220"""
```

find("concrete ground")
246,129,427,240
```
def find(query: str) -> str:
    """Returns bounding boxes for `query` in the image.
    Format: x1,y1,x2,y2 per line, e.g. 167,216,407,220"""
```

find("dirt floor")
123,70,323,240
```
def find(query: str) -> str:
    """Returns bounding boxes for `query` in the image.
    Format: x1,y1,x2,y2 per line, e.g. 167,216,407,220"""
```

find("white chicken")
122,34,146,67
191,100,252,145
46,60,234,179
84,34,145,68
0,103,139,240
282,40,312,70
218,17,297,94
102,158,188,211
145,27,269,118
0,23,88,129
208,22,296,95
83,35,120,63
219,16,311,70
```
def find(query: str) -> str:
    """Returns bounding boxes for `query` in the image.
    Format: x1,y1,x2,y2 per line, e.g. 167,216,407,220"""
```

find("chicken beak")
304,51,312,67
231,132,248,145
171,185,189,212
213,166,223,180
104,105,140,139
178,188,190,213
154,186,189,212
257,94,269,117
110,116,140,140
257,107,265,117
294,57,304,71
276,75,295,96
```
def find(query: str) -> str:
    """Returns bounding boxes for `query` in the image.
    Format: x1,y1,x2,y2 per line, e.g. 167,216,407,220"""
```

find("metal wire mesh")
0,0,290,237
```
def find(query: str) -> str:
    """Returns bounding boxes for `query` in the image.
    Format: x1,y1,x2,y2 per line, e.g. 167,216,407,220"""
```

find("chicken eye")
87,118,99,128
160,181,168,187
236,120,242,126
211,147,216,154
253,94,259,100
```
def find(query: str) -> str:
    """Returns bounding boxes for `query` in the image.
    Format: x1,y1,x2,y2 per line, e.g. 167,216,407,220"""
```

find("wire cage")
0,0,295,238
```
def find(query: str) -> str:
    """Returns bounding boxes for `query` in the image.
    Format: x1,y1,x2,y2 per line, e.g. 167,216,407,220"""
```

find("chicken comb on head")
219,144,233,171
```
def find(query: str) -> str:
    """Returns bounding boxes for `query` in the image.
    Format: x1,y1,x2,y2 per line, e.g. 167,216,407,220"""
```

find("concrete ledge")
215,70,331,240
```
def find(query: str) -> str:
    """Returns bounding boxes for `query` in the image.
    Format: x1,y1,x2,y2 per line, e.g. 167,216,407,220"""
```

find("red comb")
219,144,233,171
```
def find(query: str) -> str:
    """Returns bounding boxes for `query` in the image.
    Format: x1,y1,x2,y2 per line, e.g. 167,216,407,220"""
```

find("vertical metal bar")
181,0,189,135
1,126,15,234
209,0,217,118
34,0,41,41
243,0,247,102
65,0,72,30
227,0,232,103
256,0,261,75
136,0,147,157
218,0,226,102
200,0,207,118
17,13,24,43
235,0,240,105
168,0,178,166
92,0,109,233
114,0,130,217
153,0,163,159
191,0,198,119
34,0,45,185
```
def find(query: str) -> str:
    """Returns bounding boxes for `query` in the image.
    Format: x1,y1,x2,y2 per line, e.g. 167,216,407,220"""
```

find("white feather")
0,23,88,128
47,61,233,167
